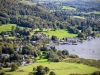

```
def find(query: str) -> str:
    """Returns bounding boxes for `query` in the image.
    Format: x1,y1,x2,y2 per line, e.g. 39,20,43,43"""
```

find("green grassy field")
3,62,100,75
30,28,51,36
0,24,17,33
62,6,76,11
0,24,31,33
0,24,77,38
41,29,77,38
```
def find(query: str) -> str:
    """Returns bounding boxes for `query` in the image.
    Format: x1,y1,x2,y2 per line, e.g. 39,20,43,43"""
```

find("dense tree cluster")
49,71,56,75
0,42,38,68
0,0,58,28
33,65,56,75
40,46,69,62
51,35,58,42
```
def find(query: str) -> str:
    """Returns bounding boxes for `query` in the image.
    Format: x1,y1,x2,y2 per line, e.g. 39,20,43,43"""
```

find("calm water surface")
56,37,100,60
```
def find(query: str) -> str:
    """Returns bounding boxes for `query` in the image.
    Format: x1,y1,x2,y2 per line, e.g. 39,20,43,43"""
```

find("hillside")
0,1,100,75
0,0,100,38
3,62,100,75
0,0,58,28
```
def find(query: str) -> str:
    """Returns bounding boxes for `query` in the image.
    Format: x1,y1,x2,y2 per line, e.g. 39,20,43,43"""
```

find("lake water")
55,37,100,60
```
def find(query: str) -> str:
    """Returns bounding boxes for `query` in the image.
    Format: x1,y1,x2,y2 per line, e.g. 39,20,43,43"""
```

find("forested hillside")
0,0,60,28
0,0,100,37
36,0,100,36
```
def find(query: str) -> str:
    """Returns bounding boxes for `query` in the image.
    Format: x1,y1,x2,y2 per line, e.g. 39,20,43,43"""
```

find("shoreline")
55,37,100,60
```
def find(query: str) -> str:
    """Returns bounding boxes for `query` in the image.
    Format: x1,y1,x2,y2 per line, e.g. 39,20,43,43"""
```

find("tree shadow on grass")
29,72,35,75
4,69,12,72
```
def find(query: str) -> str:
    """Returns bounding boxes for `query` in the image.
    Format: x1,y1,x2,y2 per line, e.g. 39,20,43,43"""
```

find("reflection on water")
56,37,100,60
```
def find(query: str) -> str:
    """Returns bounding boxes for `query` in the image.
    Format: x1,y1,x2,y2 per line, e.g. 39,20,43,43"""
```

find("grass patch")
92,11,100,14
0,24,31,33
0,24,17,33
0,24,77,39
37,59,48,63
0,36,16,40
83,11,100,15
62,6,76,11
3,62,100,75
19,0,37,6
30,31,35,37
7,36,16,39
30,28,52,36
41,29,77,38
72,16,86,19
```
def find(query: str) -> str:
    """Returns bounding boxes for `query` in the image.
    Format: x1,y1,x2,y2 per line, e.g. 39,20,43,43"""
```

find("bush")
49,71,56,75
5,62,11,68
47,53,60,62
35,65,50,75
36,65,44,72
0,71,6,75
11,63,18,71
35,70,46,75
36,65,46,75
92,71,100,75
33,67,37,71
0,67,3,70
44,67,50,73
77,60,81,64
69,54,79,58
